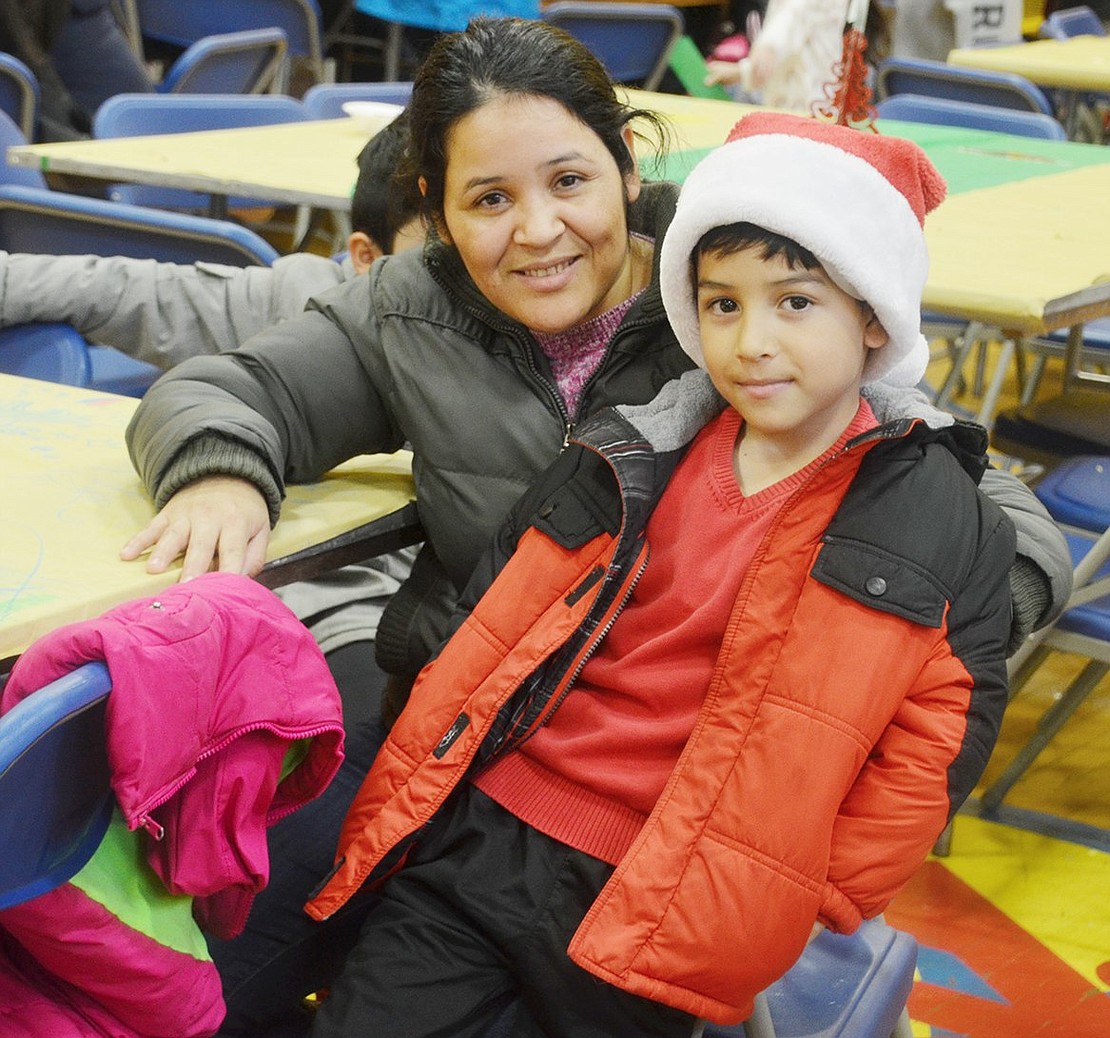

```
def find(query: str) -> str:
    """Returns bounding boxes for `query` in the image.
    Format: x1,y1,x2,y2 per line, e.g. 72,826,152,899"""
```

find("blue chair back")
0,52,38,142
136,0,323,77
1040,4,1106,39
0,662,113,910
158,27,289,95
541,1,684,91
876,57,1056,115
0,109,48,189
0,322,92,386
875,94,1067,140
0,184,280,266
302,80,413,119
0,184,279,394
92,92,307,212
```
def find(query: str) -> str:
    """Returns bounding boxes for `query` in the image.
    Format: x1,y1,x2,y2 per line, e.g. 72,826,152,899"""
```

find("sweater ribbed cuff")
154,433,284,526
1007,554,1051,655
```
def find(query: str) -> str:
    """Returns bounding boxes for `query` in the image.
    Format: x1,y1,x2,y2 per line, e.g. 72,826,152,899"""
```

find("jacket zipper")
133,720,341,837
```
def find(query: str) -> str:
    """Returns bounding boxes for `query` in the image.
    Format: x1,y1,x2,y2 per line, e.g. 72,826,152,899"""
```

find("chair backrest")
0,661,113,910
136,0,323,78
0,322,92,386
541,1,685,91
0,183,280,266
91,92,307,211
0,51,39,142
0,109,48,189
1040,4,1107,39
302,80,413,119
876,57,1056,115
158,27,289,95
0,183,279,394
875,93,1068,140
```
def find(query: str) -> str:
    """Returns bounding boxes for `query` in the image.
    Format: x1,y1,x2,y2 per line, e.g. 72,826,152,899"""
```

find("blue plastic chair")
0,52,38,142
302,80,413,120
91,92,307,213
0,661,113,910
980,455,1110,812
1039,4,1106,39
876,56,1057,116
157,27,289,95
542,1,685,91
482,917,915,1038
875,94,1067,140
1037,4,1109,141
135,0,325,84
0,109,48,189
0,323,92,386
0,183,279,395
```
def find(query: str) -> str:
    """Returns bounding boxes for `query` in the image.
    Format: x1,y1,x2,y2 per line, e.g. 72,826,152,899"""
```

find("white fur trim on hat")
660,117,945,387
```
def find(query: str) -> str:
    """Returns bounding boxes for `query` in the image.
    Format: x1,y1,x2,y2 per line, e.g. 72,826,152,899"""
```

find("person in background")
301,110,1015,1037
706,0,890,112
0,112,422,370
0,0,152,141
118,17,1069,1035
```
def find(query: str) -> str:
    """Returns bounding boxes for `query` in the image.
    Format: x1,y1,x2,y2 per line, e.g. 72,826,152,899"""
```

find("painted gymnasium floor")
884,359,1110,1037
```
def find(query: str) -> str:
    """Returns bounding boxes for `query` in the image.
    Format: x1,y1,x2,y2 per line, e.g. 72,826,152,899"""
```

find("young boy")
302,112,1016,1036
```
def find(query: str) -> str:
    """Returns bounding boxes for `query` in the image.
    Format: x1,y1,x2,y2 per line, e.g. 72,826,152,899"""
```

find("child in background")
707,0,890,113
302,111,1015,1036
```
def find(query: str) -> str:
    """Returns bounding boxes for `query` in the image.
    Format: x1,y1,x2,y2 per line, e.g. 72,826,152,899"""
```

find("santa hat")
659,111,947,386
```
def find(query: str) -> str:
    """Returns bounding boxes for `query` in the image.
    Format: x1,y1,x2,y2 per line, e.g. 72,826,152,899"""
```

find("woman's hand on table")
120,475,271,582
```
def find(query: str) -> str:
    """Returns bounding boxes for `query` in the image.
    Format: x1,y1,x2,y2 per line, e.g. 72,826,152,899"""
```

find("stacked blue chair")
156,27,289,95
135,0,326,86
980,455,1110,812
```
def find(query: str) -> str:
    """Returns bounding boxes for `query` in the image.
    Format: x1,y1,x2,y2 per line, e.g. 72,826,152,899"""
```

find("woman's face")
437,94,642,334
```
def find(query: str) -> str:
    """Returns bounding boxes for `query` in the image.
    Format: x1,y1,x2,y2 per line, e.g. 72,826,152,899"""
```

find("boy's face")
696,245,887,453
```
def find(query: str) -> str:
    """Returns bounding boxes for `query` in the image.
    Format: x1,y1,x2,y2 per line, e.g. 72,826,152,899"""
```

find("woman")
122,17,1068,1035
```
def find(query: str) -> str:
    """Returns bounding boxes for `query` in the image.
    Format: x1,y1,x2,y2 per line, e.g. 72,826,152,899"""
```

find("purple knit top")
531,290,644,418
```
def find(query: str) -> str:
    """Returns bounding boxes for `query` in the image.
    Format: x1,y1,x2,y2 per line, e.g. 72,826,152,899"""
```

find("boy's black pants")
309,783,700,1038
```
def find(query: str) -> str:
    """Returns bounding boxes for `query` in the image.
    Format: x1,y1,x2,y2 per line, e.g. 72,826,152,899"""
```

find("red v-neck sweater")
475,400,878,864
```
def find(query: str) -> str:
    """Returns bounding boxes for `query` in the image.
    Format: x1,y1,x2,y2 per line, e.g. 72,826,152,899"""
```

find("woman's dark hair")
401,17,669,222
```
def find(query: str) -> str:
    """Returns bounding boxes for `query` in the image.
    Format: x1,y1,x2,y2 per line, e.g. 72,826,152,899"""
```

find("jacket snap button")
865,576,887,597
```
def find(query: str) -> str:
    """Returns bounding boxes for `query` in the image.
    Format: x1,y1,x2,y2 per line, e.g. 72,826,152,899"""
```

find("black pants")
212,641,388,1037
309,784,700,1038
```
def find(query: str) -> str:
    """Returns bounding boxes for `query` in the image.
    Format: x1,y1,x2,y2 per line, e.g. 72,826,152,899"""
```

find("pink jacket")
0,573,344,1036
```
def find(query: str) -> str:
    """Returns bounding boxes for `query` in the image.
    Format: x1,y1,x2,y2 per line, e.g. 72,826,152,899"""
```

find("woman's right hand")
120,475,272,582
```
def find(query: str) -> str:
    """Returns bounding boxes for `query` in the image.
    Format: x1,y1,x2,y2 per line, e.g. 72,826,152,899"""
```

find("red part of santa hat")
724,111,947,226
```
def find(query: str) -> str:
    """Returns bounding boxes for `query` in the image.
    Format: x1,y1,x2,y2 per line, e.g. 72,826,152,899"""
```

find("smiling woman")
118,15,1070,1037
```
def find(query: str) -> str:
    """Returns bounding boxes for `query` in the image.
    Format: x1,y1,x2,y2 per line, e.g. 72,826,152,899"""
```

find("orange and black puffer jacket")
307,372,1015,1025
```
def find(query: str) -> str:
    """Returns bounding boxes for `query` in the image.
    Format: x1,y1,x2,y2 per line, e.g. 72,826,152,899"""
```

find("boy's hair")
695,222,821,273
660,111,947,387
351,109,418,252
